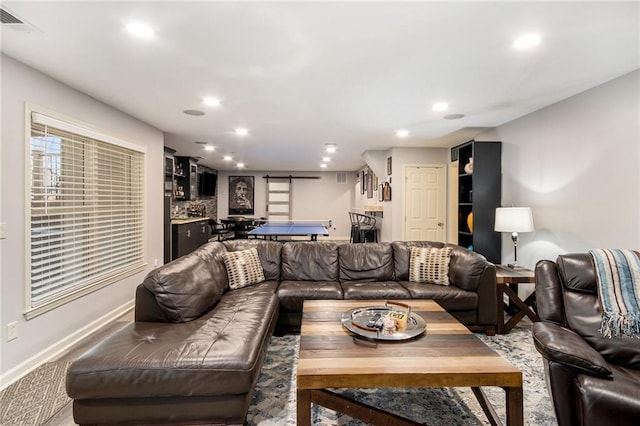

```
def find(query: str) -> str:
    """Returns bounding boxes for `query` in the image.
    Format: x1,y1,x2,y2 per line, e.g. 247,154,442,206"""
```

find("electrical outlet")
7,321,18,341
154,258,159,267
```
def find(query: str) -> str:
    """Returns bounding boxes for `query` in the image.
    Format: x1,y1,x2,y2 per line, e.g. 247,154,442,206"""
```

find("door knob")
437,222,444,227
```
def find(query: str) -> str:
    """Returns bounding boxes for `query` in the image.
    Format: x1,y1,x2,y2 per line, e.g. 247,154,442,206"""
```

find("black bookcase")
452,140,502,264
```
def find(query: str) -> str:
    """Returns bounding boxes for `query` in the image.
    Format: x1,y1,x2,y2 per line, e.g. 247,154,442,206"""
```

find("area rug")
0,361,72,426
247,324,557,425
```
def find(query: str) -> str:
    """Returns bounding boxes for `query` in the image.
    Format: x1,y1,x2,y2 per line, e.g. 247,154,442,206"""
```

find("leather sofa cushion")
558,253,640,367
564,290,640,368
575,366,640,426
341,281,410,299
142,242,228,323
67,288,279,399
281,242,340,281
557,253,597,293
277,280,343,311
339,243,395,282
400,281,477,311
447,245,487,292
223,240,282,281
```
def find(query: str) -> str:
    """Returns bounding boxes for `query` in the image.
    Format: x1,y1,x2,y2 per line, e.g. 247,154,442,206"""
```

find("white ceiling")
2,1,638,171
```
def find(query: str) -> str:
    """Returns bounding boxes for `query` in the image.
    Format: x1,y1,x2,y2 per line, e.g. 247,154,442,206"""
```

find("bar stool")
357,214,378,243
348,212,360,243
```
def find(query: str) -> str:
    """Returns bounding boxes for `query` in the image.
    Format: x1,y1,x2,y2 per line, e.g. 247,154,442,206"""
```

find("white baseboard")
0,299,134,391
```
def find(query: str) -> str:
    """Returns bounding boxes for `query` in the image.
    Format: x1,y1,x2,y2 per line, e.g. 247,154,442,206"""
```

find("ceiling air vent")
1,7,42,32
335,172,347,184
1,8,23,24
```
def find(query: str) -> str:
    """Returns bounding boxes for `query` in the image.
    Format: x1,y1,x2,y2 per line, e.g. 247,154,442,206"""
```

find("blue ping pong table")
247,221,330,241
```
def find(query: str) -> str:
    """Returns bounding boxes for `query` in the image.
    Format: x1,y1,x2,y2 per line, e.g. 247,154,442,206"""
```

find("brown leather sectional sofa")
66,240,497,425
534,253,640,426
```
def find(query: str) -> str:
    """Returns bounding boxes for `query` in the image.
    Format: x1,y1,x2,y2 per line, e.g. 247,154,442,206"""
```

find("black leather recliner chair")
533,253,640,426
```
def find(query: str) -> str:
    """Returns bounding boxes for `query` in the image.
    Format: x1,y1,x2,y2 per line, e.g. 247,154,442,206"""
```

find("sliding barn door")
266,178,291,221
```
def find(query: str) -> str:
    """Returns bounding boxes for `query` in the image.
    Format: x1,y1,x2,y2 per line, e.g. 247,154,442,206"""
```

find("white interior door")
404,165,446,241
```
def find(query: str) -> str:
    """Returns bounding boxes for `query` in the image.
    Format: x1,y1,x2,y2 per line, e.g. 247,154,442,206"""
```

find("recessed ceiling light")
320,163,328,168
432,102,449,112
203,97,221,107
237,162,245,168
234,128,249,136
444,114,465,120
183,109,205,116
513,33,541,49
395,129,409,138
204,145,215,152
126,22,154,39
322,157,331,162
223,155,233,161
325,144,337,153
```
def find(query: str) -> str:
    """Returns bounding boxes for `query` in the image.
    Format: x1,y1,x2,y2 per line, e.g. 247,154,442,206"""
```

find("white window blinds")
27,112,146,318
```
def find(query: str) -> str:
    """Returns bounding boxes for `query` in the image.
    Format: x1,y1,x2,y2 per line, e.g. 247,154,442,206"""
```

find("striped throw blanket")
589,249,640,338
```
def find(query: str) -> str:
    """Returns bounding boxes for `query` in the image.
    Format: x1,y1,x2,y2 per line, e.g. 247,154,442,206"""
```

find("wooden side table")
496,265,539,334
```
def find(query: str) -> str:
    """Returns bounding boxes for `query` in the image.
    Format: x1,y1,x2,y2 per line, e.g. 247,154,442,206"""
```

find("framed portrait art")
229,176,255,216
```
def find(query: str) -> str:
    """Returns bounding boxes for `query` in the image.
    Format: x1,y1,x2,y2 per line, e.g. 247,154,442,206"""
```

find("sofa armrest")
134,284,170,322
475,262,497,327
532,322,612,378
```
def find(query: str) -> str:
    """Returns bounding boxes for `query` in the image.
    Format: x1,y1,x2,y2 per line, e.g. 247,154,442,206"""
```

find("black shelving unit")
452,140,502,264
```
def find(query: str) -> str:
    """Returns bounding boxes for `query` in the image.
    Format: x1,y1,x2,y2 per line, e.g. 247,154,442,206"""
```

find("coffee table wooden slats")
297,299,523,426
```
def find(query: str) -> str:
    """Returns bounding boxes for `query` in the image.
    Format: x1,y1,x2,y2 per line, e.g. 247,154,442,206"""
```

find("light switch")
0,222,6,239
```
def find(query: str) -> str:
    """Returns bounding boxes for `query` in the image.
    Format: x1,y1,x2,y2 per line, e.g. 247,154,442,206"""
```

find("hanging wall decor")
382,182,392,201
229,176,255,216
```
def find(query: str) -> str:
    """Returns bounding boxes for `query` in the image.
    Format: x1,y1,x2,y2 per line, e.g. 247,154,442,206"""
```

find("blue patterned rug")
246,322,556,425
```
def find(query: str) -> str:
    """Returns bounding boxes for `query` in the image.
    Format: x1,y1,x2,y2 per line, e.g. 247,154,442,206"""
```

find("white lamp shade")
494,207,535,233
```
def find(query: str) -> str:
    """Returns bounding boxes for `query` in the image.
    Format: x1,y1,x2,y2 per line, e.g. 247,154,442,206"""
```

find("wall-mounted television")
199,171,217,196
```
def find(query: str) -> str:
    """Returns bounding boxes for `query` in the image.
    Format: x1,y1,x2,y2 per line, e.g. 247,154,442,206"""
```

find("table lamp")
494,207,534,268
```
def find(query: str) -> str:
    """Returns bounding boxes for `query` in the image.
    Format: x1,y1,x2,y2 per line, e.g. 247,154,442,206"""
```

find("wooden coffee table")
297,299,523,426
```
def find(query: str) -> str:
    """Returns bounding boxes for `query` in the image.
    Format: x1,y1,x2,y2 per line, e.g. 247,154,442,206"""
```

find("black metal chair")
209,219,233,241
350,213,378,243
348,212,360,243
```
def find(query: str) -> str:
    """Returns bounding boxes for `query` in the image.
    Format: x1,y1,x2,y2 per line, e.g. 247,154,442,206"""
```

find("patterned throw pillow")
409,246,452,285
222,248,266,290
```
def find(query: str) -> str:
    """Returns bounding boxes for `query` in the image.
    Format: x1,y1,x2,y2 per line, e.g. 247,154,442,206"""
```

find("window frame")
24,104,147,319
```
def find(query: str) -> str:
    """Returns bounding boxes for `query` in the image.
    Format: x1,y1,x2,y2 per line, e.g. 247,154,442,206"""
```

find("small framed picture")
366,170,373,198
378,184,384,202
360,170,366,194
386,156,392,176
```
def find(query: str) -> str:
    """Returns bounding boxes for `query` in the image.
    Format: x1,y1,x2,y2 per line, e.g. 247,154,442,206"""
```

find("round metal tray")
341,303,427,341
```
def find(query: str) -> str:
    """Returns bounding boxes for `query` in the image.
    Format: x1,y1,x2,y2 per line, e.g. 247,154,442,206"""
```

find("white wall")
0,55,164,384
216,170,356,239
480,69,640,269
